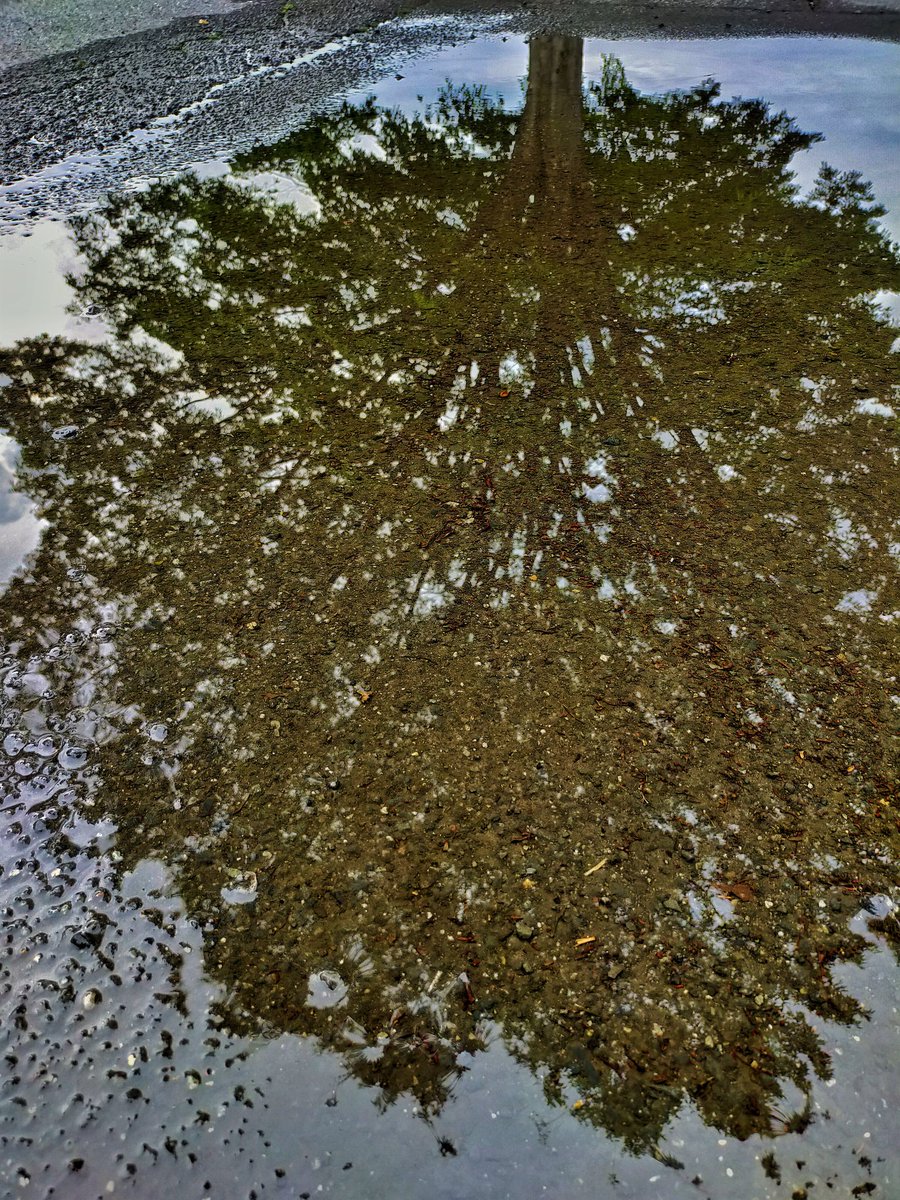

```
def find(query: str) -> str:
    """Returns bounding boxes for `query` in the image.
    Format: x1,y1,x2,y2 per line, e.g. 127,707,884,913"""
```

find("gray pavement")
0,0,248,68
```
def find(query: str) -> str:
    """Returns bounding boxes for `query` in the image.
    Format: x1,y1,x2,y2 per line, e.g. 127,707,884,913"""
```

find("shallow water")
1,21,899,1200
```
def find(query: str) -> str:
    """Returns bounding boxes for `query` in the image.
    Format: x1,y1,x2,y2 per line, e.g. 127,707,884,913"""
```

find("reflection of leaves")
810,162,887,220
867,911,900,962
1,41,899,1160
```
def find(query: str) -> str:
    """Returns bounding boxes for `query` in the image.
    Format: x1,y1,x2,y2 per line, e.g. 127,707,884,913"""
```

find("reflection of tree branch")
1,51,898,1161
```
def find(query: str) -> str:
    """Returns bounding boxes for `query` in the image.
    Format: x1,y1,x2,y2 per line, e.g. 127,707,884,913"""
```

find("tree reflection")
1,38,898,1159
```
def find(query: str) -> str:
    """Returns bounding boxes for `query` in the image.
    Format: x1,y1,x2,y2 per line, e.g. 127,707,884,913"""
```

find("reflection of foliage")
1,39,899,1160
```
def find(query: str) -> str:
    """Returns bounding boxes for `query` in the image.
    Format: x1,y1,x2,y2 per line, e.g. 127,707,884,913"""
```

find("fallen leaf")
714,881,754,902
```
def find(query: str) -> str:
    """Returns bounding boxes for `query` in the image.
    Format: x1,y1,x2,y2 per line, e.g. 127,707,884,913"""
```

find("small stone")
515,921,535,941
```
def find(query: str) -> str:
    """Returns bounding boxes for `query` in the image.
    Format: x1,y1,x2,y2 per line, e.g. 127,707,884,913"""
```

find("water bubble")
81,988,102,1009
25,774,55,799
32,736,57,759
58,744,89,771
66,568,85,581
146,723,168,744
51,426,80,441
3,732,26,757
306,969,348,1009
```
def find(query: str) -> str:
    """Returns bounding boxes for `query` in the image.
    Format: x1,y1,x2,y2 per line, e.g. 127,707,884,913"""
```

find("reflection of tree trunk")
393,37,593,427
509,36,588,236
471,35,593,243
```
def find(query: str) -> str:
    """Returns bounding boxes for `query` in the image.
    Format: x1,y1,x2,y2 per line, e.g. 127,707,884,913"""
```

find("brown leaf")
714,881,754,902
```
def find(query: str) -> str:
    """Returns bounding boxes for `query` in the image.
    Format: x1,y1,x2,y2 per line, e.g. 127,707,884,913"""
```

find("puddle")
0,432,45,585
1,21,899,1200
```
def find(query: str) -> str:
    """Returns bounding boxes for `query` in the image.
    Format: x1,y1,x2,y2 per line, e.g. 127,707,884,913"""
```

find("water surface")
0,25,898,1200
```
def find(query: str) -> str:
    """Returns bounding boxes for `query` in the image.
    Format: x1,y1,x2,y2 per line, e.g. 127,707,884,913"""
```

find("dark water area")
0,24,898,1200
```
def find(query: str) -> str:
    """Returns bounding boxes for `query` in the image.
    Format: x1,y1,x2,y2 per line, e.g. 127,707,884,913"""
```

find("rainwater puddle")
0,18,898,1200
